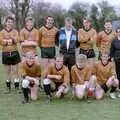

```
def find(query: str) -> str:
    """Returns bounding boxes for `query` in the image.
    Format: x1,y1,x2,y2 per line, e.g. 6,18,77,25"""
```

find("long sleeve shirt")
110,38,120,60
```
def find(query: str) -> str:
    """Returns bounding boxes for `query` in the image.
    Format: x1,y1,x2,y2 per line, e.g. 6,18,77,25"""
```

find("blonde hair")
55,54,64,60
101,51,109,57
25,16,35,23
76,54,87,61
25,52,35,58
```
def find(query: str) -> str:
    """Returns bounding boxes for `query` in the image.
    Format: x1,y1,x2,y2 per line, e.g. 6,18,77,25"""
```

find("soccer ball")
87,88,95,97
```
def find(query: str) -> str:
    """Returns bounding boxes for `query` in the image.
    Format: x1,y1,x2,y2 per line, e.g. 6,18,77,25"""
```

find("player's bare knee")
63,87,69,94
76,92,84,100
96,95,103,100
113,79,119,87
76,94,84,100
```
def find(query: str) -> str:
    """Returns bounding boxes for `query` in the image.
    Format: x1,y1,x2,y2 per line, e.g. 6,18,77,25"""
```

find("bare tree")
10,0,31,30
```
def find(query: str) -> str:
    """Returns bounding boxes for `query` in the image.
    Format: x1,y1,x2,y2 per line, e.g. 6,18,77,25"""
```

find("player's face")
65,20,72,30
104,22,112,31
25,20,34,30
55,57,64,70
46,17,54,28
101,54,109,65
26,56,35,66
76,58,86,69
83,20,91,30
5,19,14,29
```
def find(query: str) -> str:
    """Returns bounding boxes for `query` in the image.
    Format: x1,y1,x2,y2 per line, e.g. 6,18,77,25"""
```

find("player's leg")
43,78,53,101
4,65,12,93
95,83,108,100
95,85,105,100
11,51,21,91
2,52,12,93
75,84,86,100
55,84,69,99
30,79,39,100
22,79,30,103
106,77,119,99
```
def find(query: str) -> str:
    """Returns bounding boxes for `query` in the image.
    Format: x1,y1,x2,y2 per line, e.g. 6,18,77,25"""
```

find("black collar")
44,25,54,30
76,65,84,70
25,27,34,32
101,60,109,66
26,62,34,68
55,64,63,71
104,29,112,35
83,27,91,32
4,28,13,33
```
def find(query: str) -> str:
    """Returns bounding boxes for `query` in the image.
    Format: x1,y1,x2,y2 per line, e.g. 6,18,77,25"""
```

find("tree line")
0,0,119,31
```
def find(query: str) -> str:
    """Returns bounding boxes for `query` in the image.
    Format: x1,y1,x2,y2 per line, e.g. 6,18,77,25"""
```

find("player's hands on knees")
55,91,62,98
7,39,13,46
55,75,62,80
3,39,8,45
71,84,75,100
25,76,31,80
25,76,35,81
111,75,116,79
47,75,62,80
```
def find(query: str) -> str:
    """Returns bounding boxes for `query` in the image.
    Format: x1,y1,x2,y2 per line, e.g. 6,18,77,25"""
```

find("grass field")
0,52,120,120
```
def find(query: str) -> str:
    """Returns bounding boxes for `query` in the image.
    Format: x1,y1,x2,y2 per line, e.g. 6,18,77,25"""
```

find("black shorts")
41,47,55,59
79,48,95,58
101,83,109,93
2,51,21,65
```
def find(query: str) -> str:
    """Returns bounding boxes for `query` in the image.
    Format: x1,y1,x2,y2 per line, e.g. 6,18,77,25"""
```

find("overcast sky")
44,0,120,9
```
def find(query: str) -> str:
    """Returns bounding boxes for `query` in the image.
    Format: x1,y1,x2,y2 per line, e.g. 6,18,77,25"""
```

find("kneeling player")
43,54,70,101
93,52,119,99
71,54,97,100
20,52,41,103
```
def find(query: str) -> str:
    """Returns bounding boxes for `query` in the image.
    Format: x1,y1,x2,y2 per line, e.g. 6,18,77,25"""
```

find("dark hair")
5,16,14,23
25,16,34,22
83,18,92,23
55,54,64,60
65,17,72,22
44,15,54,26
104,19,112,24
46,15,54,20
116,27,120,33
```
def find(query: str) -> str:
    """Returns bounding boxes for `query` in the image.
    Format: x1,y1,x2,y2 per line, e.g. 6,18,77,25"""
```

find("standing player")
78,18,97,63
39,16,58,70
0,16,21,93
20,16,39,62
20,52,41,103
97,20,116,58
110,27,120,97
43,54,70,102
